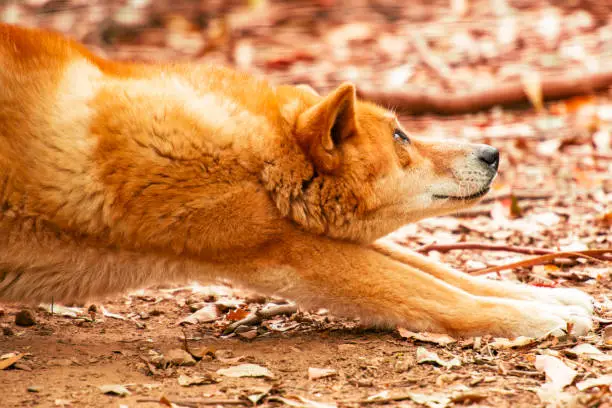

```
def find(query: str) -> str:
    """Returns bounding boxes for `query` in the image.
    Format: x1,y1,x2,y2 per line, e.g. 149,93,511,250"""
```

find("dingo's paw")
509,301,593,338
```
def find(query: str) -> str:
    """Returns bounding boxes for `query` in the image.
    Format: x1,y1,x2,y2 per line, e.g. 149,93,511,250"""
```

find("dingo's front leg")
232,234,592,338
371,238,594,315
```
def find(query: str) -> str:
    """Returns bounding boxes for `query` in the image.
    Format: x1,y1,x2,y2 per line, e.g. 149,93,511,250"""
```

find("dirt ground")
0,1,611,407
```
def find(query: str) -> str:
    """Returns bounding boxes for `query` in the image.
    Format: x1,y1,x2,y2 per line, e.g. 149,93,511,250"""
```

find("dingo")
0,24,592,337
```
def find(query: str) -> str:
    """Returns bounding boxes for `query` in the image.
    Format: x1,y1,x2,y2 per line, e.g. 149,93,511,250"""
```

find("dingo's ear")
296,82,356,173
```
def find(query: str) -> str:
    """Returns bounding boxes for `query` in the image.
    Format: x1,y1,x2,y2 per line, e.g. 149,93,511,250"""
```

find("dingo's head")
275,82,499,243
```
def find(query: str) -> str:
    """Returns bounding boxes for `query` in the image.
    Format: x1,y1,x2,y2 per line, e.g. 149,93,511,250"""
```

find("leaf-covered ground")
0,1,611,407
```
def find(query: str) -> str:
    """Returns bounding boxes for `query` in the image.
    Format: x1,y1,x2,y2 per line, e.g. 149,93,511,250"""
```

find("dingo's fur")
0,24,593,337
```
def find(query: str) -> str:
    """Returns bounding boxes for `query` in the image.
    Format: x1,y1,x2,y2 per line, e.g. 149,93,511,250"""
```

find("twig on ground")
137,398,247,407
223,304,298,335
358,70,612,115
470,249,612,275
343,390,486,405
341,394,415,405
417,243,556,255
412,33,457,91
507,369,545,377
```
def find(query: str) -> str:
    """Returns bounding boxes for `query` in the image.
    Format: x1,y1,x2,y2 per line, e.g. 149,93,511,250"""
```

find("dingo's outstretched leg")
372,238,594,314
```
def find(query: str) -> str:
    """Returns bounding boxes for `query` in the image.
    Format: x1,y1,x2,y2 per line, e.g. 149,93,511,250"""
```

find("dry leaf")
164,349,196,366
99,384,131,396
177,374,216,387
576,374,612,391
227,308,250,321
601,211,612,227
186,345,215,360
271,396,336,408
398,328,456,346
451,390,487,404
0,353,25,370
416,347,461,368
247,386,273,405
308,367,337,380
489,336,537,349
535,355,578,406
408,392,451,408
216,298,245,311
535,355,577,390
39,304,83,318
216,363,273,378
509,195,523,218
604,326,612,345
567,344,612,362
550,95,595,115
100,306,126,320
179,304,218,325
366,391,390,401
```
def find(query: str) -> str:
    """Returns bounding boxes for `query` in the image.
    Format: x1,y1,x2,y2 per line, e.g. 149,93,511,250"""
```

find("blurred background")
4,0,612,93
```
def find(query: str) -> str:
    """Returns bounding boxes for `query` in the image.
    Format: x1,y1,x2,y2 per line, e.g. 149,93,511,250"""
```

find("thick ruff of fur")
0,24,593,338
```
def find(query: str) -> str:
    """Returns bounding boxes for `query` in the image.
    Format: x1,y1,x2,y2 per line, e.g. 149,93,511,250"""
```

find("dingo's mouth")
433,187,490,201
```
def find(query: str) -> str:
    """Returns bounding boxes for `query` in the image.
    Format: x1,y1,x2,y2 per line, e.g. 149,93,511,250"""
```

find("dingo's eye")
393,129,410,144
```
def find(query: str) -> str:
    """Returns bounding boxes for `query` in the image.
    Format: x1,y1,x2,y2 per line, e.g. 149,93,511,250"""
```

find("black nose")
476,145,499,170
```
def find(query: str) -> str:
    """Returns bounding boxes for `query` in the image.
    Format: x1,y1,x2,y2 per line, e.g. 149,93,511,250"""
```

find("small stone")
0,307,5,316
2,326,14,336
27,386,41,393
138,311,149,320
15,310,36,327
165,349,196,366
